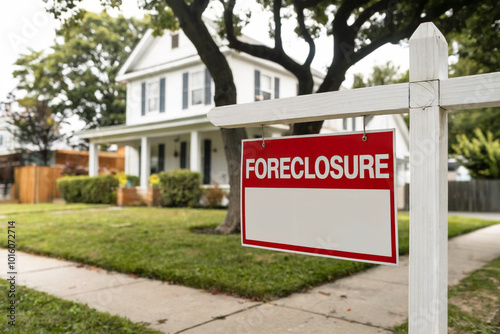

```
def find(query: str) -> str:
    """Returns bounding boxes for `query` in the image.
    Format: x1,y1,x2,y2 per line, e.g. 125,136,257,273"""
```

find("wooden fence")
13,165,64,204
404,180,500,212
448,180,500,212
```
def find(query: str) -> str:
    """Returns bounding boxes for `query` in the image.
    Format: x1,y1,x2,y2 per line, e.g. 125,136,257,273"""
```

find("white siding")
227,55,298,105
132,31,198,72
126,65,213,126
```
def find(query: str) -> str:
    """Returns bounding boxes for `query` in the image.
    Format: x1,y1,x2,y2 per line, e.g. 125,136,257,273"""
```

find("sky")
0,0,410,103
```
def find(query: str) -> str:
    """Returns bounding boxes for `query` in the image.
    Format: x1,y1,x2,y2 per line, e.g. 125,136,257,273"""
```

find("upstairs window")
148,81,159,112
191,71,204,106
141,78,166,115
182,68,212,109
255,70,280,101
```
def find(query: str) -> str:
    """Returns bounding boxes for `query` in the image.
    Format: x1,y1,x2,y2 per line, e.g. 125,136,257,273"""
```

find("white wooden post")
190,130,201,172
409,23,449,334
88,142,99,177
140,136,151,189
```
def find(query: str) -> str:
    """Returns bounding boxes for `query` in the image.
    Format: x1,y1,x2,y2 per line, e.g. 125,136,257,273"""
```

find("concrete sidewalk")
1,222,499,333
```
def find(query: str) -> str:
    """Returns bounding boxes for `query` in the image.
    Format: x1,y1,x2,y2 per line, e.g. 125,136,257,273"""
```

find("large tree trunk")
215,128,246,233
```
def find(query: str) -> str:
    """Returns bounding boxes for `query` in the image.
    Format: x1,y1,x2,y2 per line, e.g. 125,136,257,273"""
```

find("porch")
79,115,287,192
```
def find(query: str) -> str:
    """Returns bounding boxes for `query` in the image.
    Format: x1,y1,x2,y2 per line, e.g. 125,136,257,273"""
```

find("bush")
158,169,202,207
202,185,227,208
57,175,119,204
56,176,89,203
453,128,500,179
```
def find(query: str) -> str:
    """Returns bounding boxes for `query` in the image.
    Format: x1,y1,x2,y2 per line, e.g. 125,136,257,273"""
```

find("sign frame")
240,129,399,266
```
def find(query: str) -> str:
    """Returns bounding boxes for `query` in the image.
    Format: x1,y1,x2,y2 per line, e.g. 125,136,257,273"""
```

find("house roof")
116,18,326,84
78,114,213,144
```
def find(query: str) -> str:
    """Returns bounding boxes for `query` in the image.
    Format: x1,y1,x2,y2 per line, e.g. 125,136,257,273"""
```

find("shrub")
453,128,500,179
82,175,119,204
202,185,227,208
57,175,119,204
57,176,89,203
158,169,202,207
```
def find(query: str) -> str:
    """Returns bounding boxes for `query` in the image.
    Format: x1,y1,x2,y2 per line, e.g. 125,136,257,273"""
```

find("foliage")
452,128,500,179
445,0,500,151
61,161,88,176
56,175,90,203
0,280,162,334
8,52,67,165
127,175,140,187
57,175,119,203
49,11,148,129
202,185,227,208
1,206,496,300
9,11,147,152
158,169,202,207
352,61,408,89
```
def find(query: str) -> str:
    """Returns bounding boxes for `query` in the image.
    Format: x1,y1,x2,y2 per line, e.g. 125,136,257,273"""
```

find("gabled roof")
116,18,326,83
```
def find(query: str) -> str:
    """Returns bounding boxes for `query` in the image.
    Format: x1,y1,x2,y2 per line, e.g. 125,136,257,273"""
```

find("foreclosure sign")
241,130,398,265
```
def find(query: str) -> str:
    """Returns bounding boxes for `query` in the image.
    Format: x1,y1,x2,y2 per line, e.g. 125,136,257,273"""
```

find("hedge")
57,175,119,204
158,169,202,207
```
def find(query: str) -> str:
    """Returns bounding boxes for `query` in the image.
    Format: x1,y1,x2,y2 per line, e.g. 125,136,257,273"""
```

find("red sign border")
240,130,399,266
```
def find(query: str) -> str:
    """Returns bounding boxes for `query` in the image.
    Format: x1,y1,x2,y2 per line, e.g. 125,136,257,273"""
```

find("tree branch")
293,0,316,68
274,0,283,53
351,0,391,33
223,0,312,84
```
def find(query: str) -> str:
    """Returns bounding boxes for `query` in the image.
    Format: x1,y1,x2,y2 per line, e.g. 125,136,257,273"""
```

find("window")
254,70,280,101
191,71,204,106
182,68,212,109
148,82,159,112
141,78,166,115
171,33,179,49
0,134,3,147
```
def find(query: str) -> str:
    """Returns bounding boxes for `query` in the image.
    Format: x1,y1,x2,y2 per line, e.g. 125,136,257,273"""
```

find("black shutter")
180,141,187,169
254,70,260,101
159,78,166,113
203,139,211,185
274,77,280,99
158,144,165,172
182,72,189,109
141,82,146,115
204,68,212,105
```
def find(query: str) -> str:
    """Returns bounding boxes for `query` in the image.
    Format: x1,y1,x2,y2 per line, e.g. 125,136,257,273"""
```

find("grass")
0,279,162,333
1,206,497,300
0,203,110,216
395,257,500,333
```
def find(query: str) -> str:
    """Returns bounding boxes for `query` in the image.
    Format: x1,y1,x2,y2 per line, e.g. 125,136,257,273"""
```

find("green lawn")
0,203,110,216
0,280,162,334
1,206,497,300
395,257,500,333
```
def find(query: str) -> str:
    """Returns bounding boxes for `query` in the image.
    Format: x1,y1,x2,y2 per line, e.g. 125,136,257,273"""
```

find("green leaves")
453,129,500,179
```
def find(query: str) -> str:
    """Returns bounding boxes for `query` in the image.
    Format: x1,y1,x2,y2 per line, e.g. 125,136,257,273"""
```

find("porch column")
190,130,201,172
88,142,99,176
125,145,140,176
140,136,150,189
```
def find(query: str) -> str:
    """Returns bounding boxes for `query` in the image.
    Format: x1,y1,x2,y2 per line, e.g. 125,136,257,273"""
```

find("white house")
78,24,410,199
